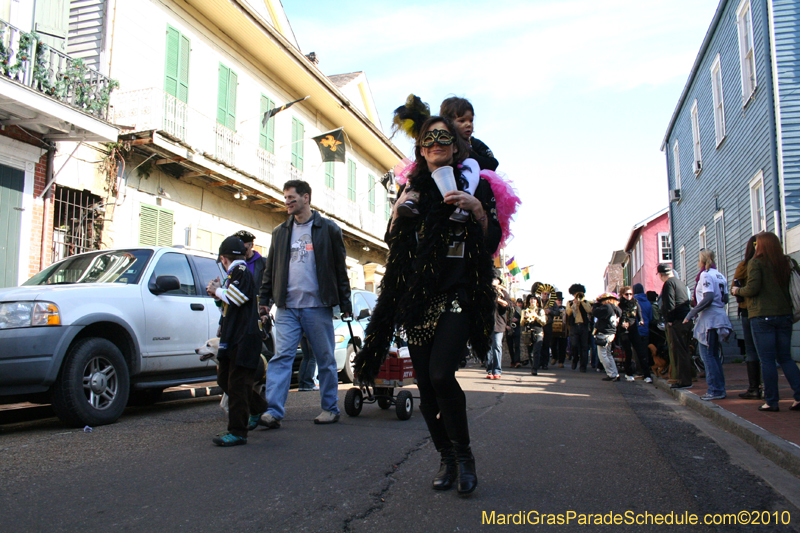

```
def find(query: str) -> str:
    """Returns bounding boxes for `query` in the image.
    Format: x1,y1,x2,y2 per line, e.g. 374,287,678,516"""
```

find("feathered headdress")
569,283,586,296
391,94,430,140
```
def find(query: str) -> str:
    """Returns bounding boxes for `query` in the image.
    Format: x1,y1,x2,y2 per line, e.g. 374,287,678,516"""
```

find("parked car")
292,289,378,383
0,247,226,427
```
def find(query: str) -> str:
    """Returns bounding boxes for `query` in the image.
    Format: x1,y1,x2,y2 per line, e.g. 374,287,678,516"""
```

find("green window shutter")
385,191,391,220
368,174,375,212
347,160,356,201
226,70,237,131
260,95,275,152
139,205,174,246
325,162,335,188
177,34,190,103
217,63,229,125
291,118,304,171
164,26,180,98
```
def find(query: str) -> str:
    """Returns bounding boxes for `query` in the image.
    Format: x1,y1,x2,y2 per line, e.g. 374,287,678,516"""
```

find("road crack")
341,435,431,532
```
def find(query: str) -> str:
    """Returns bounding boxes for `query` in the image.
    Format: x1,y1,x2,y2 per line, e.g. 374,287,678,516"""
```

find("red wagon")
344,348,416,420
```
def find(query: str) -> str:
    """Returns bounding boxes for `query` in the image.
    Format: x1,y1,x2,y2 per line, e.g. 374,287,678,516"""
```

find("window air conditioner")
669,189,681,203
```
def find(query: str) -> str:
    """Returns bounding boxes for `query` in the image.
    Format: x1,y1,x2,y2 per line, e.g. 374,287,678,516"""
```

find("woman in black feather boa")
354,116,501,496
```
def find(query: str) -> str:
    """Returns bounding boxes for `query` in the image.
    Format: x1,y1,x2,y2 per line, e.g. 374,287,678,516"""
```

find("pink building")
624,208,671,294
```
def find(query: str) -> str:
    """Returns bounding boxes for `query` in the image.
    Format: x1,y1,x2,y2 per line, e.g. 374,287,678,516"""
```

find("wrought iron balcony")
0,19,117,121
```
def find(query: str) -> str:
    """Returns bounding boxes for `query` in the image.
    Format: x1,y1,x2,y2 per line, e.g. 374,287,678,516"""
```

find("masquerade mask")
420,129,454,147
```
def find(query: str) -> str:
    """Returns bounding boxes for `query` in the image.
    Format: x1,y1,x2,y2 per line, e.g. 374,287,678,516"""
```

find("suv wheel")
51,338,130,427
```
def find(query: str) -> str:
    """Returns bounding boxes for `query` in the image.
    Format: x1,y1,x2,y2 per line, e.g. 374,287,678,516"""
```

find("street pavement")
2,366,800,532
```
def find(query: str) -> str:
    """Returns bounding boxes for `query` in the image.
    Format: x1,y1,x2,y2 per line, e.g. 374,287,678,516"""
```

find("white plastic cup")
431,166,457,197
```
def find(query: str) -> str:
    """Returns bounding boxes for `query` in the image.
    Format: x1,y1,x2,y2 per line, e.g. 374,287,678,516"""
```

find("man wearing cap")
206,236,266,446
657,264,693,389
258,179,352,427
234,230,267,298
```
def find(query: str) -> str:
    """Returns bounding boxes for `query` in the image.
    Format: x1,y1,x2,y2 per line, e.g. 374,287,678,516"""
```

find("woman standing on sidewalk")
731,232,800,412
684,249,732,401
733,236,760,399
354,116,501,495
617,286,653,383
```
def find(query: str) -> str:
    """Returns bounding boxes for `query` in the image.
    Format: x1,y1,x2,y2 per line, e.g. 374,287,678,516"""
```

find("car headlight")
334,335,345,344
0,302,60,329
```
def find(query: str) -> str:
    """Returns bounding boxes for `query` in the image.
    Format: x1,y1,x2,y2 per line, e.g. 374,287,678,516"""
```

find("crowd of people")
198,92,800,506
494,234,800,414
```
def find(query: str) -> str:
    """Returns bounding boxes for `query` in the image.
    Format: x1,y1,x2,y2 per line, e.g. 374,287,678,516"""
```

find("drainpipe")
39,144,55,271
765,0,787,248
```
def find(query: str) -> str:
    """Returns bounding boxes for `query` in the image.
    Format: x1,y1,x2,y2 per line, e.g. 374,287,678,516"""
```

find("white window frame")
636,237,643,273
714,209,727,277
679,246,686,283
658,232,672,263
749,171,767,235
690,100,702,173
672,140,681,190
699,226,707,251
711,55,726,146
736,0,757,102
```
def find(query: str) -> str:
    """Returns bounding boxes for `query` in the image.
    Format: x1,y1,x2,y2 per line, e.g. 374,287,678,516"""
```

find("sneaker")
700,392,726,401
625,375,635,382
258,412,281,429
670,383,692,390
312,385,320,391
485,374,493,380
314,410,340,424
602,376,617,381
492,374,501,380
247,414,260,431
212,433,247,447
644,377,653,384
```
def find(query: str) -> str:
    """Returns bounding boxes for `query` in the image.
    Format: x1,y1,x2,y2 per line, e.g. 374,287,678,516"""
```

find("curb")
653,377,800,478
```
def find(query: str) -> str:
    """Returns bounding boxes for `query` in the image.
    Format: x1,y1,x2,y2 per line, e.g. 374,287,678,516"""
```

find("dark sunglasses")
420,129,454,147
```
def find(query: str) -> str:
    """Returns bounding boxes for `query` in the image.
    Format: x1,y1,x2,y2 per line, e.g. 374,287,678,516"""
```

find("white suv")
0,247,226,426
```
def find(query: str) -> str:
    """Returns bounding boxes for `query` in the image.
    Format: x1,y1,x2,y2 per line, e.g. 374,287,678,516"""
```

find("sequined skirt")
403,291,464,346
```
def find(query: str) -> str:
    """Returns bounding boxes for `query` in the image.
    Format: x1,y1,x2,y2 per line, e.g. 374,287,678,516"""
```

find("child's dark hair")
220,254,238,262
440,96,474,120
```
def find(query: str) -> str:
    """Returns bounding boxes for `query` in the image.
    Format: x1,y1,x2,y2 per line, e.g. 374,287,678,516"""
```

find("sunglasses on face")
420,129,454,147
623,293,633,296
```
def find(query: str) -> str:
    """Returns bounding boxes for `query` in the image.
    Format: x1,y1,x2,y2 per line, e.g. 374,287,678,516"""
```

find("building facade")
623,208,671,294
662,0,800,357
0,0,402,290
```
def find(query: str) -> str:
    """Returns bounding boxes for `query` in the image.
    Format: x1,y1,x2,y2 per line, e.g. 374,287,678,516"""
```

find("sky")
283,0,721,297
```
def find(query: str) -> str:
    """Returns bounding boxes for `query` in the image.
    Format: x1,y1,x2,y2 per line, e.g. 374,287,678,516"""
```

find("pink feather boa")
393,160,520,256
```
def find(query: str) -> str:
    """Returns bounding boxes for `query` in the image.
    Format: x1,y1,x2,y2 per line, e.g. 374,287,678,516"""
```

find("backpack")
789,258,800,323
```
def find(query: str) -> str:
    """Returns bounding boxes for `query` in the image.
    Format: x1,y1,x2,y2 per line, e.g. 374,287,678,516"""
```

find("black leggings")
408,310,471,405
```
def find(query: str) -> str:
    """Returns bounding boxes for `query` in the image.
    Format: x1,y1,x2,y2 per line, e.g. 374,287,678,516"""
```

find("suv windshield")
24,249,154,286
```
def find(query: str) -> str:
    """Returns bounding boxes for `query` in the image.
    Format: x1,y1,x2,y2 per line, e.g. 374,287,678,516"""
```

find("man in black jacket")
258,180,352,427
657,264,693,389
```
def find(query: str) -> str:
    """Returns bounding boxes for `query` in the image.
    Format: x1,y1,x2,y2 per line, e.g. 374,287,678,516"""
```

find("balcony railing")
0,19,117,120
112,87,388,242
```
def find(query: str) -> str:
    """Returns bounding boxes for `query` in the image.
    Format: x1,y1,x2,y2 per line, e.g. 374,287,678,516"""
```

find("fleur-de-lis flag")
312,128,346,163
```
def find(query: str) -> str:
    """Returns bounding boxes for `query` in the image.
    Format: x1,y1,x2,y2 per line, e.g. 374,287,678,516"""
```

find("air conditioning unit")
694,160,703,173
669,188,681,203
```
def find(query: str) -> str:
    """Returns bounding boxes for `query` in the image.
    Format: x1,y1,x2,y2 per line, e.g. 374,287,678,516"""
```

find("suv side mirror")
149,275,181,295
357,308,371,321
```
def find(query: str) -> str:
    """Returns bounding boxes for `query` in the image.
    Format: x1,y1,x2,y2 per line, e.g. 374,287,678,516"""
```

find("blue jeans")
266,307,338,419
298,336,318,389
740,312,758,362
698,328,725,396
750,315,800,407
487,331,503,375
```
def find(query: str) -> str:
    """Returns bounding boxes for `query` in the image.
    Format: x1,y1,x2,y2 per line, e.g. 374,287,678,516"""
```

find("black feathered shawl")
353,169,498,384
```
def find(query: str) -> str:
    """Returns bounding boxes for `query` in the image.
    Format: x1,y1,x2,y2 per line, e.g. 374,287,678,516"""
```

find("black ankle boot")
739,360,763,400
438,395,478,496
433,448,457,491
419,403,457,490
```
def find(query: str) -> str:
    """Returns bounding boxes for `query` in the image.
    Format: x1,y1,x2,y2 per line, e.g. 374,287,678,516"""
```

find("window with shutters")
217,63,237,131
325,162,335,189
164,26,190,103
749,171,766,235
139,205,174,246
672,140,681,190
347,160,356,201
368,174,376,212
385,191,391,220
690,101,702,173
291,118,304,171
259,95,275,153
